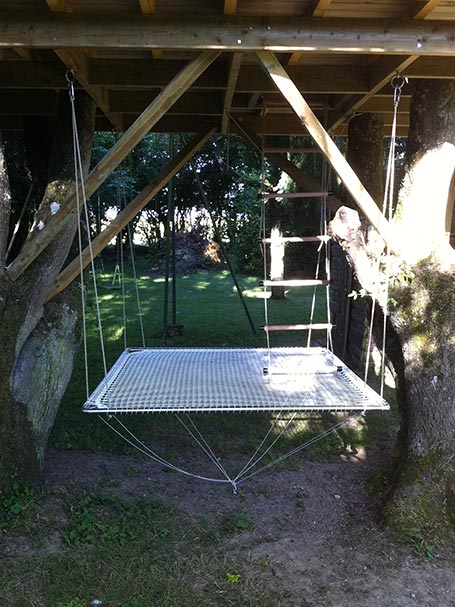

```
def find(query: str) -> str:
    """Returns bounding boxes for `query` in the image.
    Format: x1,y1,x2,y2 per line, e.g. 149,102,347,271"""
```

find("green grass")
2,260,398,607
0,491,293,607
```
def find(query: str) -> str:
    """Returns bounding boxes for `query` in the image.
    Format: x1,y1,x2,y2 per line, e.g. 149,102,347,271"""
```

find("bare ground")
3,445,452,607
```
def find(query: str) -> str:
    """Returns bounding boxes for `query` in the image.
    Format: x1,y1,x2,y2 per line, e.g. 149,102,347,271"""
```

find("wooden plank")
261,279,329,287
256,51,394,247
139,0,157,13
263,147,321,153
404,0,442,19
262,236,330,244
221,52,242,134
88,60,369,95
311,0,333,17
45,0,121,131
224,0,238,15
47,127,216,302
7,50,220,281
264,323,332,331
56,48,123,131
261,191,328,198
45,0,72,12
328,54,418,131
2,14,455,56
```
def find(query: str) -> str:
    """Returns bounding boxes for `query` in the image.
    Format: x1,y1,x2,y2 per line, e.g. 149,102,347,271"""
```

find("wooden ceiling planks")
0,0,454,136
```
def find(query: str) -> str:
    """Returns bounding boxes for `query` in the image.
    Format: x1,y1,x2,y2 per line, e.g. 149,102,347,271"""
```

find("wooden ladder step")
260,191,328,199
263,323,333,332
261,279,329,288
262,235,331,244
263,147,322,154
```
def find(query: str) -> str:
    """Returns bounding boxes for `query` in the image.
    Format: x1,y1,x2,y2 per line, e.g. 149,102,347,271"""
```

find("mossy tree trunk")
0,92,95,489
330,80,455,532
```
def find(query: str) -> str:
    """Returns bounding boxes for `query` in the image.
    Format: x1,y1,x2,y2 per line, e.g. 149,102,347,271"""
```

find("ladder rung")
261,235,331,244
263,323,333,332
263,147,322,154
260,191,328,199
261,279,329,287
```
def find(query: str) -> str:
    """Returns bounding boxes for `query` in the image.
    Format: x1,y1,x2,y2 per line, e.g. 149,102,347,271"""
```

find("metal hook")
390,73,408,106
66,68,75,101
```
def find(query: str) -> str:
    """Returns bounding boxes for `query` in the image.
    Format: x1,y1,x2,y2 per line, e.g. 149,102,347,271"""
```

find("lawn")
1,257,400,607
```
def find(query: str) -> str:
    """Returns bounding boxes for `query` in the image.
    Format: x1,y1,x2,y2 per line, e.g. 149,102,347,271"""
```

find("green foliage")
64,493,170,548
222,506,251,534
407,531,435,559
226,572,241,584
0,475,39,529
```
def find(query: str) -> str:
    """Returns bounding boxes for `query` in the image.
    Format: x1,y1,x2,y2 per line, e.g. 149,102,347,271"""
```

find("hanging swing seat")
82,347,389,414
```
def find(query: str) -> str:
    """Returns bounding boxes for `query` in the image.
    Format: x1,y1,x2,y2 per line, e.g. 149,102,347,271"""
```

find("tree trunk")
332,114,384,370
0,92,95,489
330,81,455,532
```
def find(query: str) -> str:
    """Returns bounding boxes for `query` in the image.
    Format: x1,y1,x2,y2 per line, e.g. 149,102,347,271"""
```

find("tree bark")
330,81,455,532
0,91,95,489
0,133,11,276
332,114,384,369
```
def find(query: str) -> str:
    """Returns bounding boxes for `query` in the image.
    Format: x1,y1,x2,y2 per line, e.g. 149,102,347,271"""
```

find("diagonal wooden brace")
255,50,396,252
7,50,219,281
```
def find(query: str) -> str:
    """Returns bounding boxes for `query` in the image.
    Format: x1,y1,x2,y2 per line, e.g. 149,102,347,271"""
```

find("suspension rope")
99,415,235,487
67,70,108,397
236,413,356,485
364,73,405,400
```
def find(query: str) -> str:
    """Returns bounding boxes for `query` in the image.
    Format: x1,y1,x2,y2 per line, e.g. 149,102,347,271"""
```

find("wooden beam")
89,60,370,94
139,0,156,13
55,49,123,131
404,56,455,78
404,0,442,20
47,127,216,301
137,0,162,58
221,53,242,134
7,50,220,280
45,0,121,131
311,0,333,17
255,51,394,247
328,54,418,132
230,117,341,213
45,0,72,12
2,14,455,56
224,0,238,15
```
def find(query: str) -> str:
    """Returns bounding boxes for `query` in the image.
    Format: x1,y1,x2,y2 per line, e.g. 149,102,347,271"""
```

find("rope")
99,415,235,488
236,413,356,485
67,70,108,398
363,73,405,400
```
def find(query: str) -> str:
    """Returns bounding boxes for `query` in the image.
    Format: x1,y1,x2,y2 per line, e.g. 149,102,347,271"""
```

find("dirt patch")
24,446,454,607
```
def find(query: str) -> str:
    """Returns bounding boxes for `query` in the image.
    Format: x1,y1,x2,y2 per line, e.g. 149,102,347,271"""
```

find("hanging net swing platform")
83,346,389,414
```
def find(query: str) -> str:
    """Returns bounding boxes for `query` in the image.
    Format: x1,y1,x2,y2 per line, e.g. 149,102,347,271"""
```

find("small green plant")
296,488,306,509
222,506,250,534
64,493,171,548
226,572,241,584
0,475,39,529
260,485,270,498
407,531,435,559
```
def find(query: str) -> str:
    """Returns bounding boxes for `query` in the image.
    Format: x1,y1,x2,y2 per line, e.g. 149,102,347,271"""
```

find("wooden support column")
47,127,216,301
7,50,219,281
221,53,242,134
255,50,394,249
